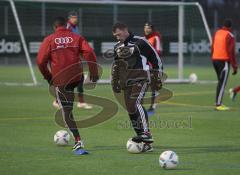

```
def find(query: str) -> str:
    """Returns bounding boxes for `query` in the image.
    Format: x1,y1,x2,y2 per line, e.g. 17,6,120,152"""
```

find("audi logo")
54,37,73,44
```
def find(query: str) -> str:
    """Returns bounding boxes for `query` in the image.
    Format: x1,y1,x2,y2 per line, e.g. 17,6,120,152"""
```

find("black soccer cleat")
72,140,84,151
132,134,154,144
142,143,153,152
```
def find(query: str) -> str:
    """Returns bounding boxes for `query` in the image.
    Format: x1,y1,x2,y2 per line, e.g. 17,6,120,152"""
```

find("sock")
234,86,240,93
69,128,81,142
78,95,84,103
129,113,143,136
143,131,151,136
142,106,150,133
152,104,157,109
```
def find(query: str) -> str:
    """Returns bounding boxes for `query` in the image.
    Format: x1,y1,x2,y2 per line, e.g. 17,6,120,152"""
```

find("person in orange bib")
144,22,162,116
211,19,238,111
144,22,162,56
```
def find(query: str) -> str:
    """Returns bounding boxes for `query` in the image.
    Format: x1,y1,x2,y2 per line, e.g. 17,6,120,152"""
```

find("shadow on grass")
90,145,124,151
90,145,240,154
153,145,240,154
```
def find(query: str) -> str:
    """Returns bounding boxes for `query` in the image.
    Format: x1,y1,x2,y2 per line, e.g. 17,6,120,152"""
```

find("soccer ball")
54,130,70,146
189,73,198,83
126,138,143,153
159,150,179,169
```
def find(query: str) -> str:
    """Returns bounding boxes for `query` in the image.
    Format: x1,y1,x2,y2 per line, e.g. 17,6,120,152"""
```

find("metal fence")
0,1,213,66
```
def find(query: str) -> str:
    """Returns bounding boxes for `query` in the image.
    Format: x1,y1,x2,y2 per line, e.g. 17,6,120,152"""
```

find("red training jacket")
37,26,98,86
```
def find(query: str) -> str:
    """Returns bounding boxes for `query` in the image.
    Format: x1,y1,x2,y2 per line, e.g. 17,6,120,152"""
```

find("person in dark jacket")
111,22,163,152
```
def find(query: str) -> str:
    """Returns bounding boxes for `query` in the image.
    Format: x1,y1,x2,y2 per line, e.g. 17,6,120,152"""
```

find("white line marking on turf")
173,91,215,97
162,101,214,108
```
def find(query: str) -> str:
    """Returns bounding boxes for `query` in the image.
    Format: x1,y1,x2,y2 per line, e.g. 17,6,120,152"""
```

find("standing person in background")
52,11,93,109
67,11,80,35
211,19,238,111
144,22,162,116
144,22,162,56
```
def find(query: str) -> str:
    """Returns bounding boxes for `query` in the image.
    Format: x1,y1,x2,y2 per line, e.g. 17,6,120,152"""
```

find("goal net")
0,0,212,85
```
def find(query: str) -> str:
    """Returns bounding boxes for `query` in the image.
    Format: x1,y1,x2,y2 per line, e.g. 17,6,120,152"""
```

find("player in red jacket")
37,17,99,153
144,22,162,116
52,11,93,109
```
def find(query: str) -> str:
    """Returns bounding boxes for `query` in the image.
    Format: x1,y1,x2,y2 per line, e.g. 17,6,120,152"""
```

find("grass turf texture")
0,66,240,175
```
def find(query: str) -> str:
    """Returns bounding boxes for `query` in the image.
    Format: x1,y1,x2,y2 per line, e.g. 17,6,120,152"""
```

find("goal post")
9,0,37,85
1,0,212,84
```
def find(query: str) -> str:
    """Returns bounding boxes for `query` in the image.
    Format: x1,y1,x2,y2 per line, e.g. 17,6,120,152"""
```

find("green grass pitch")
0,65,240,175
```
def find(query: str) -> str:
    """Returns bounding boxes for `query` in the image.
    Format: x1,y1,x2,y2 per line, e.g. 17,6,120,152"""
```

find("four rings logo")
54,37,73,44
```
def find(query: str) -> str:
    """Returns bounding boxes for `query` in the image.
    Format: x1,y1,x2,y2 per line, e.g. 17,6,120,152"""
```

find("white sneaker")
53,100,60,109
77,102,93,109
229,88,237,101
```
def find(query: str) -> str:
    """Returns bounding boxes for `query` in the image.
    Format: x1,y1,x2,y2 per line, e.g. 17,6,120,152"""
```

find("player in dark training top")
111,22,163,152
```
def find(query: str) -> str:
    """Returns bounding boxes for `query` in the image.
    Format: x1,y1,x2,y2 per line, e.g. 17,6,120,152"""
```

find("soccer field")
0,66,240,175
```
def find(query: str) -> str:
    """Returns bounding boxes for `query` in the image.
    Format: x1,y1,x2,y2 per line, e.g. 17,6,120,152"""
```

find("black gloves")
116,46,134,58
47,75,53,85
111,62,121,93
232,69,238,75
112,81,121,93
90,74,99,82
150,70,162,91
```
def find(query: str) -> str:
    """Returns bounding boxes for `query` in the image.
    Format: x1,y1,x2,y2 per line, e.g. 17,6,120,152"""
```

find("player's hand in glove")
112,81,121,93
90,74,99,82
47,75,53,85
88,62,99,83
116,46,134,58
150,70,162,91
232,68,238,75
111,62,121,93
